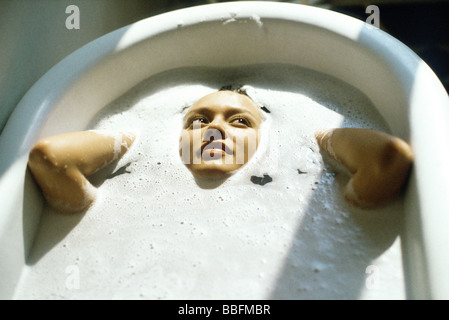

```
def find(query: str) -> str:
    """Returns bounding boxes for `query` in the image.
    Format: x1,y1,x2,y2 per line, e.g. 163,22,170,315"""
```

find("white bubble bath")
13,64,406,299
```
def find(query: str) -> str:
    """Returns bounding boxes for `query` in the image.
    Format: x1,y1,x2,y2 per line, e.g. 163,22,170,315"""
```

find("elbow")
346,139,414,208
28,140,97,214
28,140,52,174
28,139,67,171
382,137,414,171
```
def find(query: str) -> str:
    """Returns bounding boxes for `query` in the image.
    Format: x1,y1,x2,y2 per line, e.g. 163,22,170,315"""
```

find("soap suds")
222,13,263,29
250,14,263,28
15,64,405,300
88,130,136,161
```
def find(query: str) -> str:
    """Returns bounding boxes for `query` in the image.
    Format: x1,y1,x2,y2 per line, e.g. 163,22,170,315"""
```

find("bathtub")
1,2,448,299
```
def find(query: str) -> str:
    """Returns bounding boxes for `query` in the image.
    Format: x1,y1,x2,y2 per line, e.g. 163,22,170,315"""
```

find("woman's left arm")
315,128,414,208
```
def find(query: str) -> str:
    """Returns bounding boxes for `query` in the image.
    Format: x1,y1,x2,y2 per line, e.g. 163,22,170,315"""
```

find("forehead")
186,91,262,119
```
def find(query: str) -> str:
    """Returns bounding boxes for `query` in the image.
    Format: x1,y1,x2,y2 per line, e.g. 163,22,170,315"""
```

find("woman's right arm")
28,130,135,214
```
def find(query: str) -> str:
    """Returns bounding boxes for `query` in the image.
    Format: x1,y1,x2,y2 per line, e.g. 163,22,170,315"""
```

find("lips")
200,141,233,156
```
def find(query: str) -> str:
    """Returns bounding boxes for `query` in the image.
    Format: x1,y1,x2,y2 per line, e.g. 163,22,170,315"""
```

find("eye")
194,117,209,124
188,116,208,128
231,117,251,127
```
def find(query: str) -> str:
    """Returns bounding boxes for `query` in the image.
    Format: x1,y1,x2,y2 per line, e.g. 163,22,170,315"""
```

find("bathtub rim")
0,1,448,300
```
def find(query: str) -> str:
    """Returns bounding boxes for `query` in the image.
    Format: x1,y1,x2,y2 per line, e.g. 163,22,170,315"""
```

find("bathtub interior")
1,2,448,299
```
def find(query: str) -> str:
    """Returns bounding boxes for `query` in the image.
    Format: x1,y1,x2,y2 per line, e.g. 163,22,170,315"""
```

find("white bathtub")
1,2,448,299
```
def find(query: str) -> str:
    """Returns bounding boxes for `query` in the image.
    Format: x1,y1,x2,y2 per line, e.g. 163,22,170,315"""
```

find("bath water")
14,64,405,299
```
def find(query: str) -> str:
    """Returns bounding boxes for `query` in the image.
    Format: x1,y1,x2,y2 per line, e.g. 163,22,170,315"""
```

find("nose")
203,119,226,142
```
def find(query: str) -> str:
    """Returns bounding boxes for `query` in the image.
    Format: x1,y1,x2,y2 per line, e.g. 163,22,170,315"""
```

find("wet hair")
219,84,250,96
219,84,271,114
180,85,272,115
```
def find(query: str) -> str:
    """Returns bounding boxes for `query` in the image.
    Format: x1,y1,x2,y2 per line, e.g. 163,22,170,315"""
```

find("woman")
28,87,414,213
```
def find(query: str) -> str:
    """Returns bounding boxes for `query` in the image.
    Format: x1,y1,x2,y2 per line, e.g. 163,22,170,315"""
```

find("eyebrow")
184,106,259,120
184,107,213,120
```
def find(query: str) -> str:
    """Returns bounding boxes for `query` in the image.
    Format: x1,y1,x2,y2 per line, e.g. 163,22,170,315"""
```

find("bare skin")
28,131,135,214
315,128,414,208
28,91,414,213
179,91,263,178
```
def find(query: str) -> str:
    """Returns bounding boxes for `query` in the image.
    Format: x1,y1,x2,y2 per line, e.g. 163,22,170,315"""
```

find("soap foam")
15,64,405,300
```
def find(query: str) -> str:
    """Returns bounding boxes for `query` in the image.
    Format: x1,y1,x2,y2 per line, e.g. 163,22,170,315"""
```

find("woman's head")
179,87,265,178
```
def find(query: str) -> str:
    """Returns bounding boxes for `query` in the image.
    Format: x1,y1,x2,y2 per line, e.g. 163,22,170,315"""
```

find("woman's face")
179,91,263,178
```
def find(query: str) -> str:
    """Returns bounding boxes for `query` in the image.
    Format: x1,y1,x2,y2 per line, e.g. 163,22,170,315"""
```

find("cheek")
179,130,190,149
179,129,205,162
179,130,194,162
231,129,260,157
245,129,260,156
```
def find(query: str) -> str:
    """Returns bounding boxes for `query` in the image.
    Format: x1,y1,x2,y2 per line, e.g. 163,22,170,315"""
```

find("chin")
188,162,242,179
